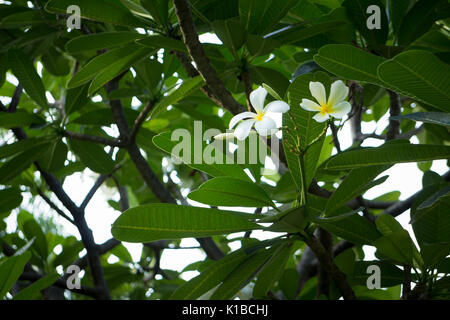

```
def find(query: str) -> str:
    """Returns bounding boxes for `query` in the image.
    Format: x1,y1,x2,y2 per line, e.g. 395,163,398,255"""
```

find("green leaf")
8,49,48,108
65,32,146,54
250,66,290,98
391,112,450,127
111,204,260,242
398,0,445,46
13,273,59,300
68,139,115,174
239,0,297,35
169,244,260,300
0,143,51,184
0,111,45,129
0,188,23,214
411,184,450,245
314,44,386,86
311,210,382,245
211,19,246,56
389,0,411,35
342,0,388,46
283,72,330,192
374,214,419,266
45,0,144,27
71,108,139,127
140,0,169,27
64,84,90,115
136,35,187,53
322,143,450,170
253,242,293,298
188,177,276,208
152,76,204,116
0,251,31,299
377,50,450,112
22,218,48,260
67,45,150,89
325,166,389,216
152,131,250,181
41,47,70,77
246,35,280,58
0,138,52,160
268,20,346,46
88,46,154,95
53,241,84,268
210,246,276,299
37,139,68,172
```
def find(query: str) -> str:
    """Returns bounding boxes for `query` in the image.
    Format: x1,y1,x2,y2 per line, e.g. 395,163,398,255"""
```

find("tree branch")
386,90,401,141
62,130,124,148
173,0,245,115
305,234,356,300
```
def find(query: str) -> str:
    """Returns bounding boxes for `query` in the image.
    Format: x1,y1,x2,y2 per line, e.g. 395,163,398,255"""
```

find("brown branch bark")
173,0,245,115
386,90,401,141
305,235,356,300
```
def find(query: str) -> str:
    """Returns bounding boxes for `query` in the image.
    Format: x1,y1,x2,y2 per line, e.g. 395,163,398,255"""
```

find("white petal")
250,86,267,113
329,101,351,119
300,98,321,112
254,116,277,136
234,119,256,140
214,132,235,140
328,80,349,106
263,100,290,113
229,111,257,130
309,81,327,106
312,112,330,123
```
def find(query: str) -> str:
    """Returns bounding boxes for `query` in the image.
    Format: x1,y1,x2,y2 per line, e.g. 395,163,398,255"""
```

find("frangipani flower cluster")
300,80,351,123
215,86,290,141
215,80,350,141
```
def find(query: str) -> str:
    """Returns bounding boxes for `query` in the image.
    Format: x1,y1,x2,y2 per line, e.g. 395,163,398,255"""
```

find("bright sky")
2,26,448,282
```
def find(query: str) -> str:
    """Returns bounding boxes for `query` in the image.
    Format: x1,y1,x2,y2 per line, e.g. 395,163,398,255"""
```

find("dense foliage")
0,0,449,300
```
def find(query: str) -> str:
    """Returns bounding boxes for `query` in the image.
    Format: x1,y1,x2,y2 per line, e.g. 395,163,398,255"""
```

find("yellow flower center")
320,103,333,115
255,112,265,121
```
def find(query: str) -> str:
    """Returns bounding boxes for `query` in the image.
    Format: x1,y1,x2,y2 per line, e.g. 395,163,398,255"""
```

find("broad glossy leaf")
253,242,293,297
391,112,450,127
377,50,450,112
0,251,31,298
322,143,450,170
188,177,276,208
169,242,270,300
111,204,260,242
68,139,115,174
0,188,23,214
325,166,389,216
0,143,51,184
398,0,446,46
8,49,48,108
239,0,297,35
88,46,154,95
311,210,382,245
13,273,59,300
0,111,45,129
210,246,276,299
65,32,146,54
314,44,386,86
67,45,149,89
374,214,420,266
22,218,48,260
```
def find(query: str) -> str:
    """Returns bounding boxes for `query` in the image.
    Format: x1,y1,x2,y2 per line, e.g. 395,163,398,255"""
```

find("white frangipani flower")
220,86,290,141
300,80,351,123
